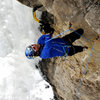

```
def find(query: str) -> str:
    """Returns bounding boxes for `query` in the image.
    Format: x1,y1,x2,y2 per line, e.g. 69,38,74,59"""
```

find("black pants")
62,28,84,56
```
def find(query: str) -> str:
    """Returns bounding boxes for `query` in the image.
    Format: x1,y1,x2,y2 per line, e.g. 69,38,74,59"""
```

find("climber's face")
30,44,40,51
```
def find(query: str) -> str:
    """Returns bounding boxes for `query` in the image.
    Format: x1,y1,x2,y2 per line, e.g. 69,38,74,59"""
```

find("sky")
0,0,54,100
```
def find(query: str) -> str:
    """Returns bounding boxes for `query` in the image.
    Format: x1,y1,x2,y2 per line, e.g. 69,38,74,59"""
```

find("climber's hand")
33,7,37,12
33,5,43,12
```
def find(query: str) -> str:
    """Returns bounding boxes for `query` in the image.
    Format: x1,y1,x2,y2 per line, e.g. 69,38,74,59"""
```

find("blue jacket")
37,34,69,59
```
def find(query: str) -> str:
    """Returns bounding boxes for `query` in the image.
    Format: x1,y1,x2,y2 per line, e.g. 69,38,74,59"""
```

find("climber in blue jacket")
25,28,88,59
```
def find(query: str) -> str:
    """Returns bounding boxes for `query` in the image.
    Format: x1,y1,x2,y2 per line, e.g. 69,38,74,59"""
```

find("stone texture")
17,0,100,100
17,0,41,7
17,0,100,33
85,5,100,34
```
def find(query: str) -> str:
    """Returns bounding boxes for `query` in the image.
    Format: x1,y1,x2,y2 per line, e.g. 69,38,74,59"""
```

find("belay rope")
46,28,99,99
74,42,95,100
74,34,100,100
68,30,98,100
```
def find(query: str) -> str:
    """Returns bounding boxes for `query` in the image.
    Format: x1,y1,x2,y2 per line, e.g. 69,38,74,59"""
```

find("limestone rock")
85,5,100,34
17,0,41,7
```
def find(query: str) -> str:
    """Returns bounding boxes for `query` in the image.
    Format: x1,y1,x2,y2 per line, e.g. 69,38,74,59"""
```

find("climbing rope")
74,42,95,100
74,34,99,100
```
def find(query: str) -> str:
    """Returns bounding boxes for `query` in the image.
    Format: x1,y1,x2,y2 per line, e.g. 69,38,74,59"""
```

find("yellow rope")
33,11,40,23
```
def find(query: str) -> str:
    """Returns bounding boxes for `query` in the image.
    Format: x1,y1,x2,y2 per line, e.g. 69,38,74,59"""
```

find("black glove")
33,5,43,12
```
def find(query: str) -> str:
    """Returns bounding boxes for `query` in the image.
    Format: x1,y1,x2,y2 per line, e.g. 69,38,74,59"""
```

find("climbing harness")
45,29,72,57
63,45,71,58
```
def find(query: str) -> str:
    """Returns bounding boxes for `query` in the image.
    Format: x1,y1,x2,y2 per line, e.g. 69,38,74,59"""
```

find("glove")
33,5,43,12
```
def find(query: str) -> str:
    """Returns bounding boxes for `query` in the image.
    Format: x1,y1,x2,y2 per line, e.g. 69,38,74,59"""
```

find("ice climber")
25,28,88,59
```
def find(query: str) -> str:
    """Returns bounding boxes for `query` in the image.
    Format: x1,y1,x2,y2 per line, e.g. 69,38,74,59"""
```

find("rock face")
17,0,100,34
17,0,100,100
